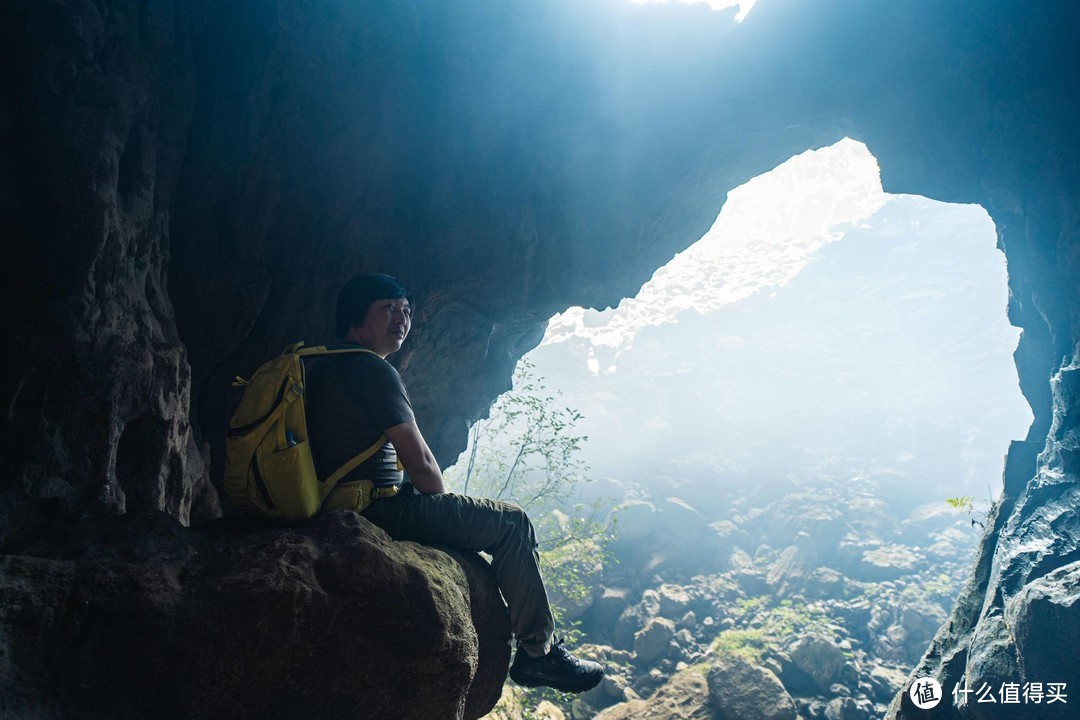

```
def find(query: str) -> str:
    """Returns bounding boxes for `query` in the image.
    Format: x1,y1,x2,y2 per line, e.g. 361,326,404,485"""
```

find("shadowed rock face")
2,0,1080,717
0,510,510,720
0,0,217,534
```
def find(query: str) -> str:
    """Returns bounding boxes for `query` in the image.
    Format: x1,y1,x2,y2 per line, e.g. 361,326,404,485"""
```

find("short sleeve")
337,353,415,431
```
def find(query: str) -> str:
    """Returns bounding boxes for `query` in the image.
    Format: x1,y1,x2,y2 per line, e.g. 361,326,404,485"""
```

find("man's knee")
499,502,537,546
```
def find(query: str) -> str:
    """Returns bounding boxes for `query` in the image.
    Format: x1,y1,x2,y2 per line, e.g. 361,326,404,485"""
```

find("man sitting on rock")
306,272,604,694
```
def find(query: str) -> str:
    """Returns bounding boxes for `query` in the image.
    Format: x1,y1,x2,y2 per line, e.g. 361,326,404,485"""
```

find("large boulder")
766,540,819,597
595,667,716,720
867,664,910,704
788,634,849,692
589,586,633,636
858,544,921,582
825,696,875,720
609,501,659,544
657,583,694,617
753,493,847,553
707,654,798,720
0,511,510,720
634,617,676,664
658,497,709,542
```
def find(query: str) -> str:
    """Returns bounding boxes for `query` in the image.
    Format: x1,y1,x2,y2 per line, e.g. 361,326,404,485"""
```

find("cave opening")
445,138,1034,712
452,137,1031,515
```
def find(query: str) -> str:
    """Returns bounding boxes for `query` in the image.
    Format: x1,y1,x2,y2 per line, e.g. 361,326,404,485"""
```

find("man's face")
351,297,412,357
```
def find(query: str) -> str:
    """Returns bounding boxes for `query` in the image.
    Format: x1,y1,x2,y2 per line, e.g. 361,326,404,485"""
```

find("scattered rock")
610,501,658,543
659,497,708,541
635,617,676,663
804,566,847,599
707,654,798,720
570,699,595,720
898,502,964,544
658,583,693,616
824,696,873,720
592,586,633,633
867,664,909,703
858,545,921,581
594,668,714,720
767,543,818,597
534,700,566,720
640,588,662,616
758,494,846,553
614,606,646,650
730,547,755,571
789,635,848,692
734,569,770,596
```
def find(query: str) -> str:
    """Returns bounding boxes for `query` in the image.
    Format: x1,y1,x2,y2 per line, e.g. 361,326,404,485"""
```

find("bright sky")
523,137,1031,495
542,139,887,366
627,0,758,22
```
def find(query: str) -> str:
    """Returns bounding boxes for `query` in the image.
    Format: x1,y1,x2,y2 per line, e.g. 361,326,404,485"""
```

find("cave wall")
0,0,218,540
2,0,1080,717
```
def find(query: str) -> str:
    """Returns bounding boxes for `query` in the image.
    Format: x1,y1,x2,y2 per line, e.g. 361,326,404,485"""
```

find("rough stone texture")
589,586,633,637
825,696,874,720
3,0,1080,717
859,545,920,582
1004,560,1080,697
804,566,847,600
658,497,708,541
0,0,218,540
658,583,693,618
0,511,510,720
634,617,676,664
766,541,819,597
789,635,848,693
868,665,910,705
609,501,659,544
707,655,798,720
595,668,716,720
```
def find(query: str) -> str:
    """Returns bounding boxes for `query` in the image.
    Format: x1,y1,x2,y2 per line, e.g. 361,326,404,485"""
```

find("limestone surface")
0,511,510,720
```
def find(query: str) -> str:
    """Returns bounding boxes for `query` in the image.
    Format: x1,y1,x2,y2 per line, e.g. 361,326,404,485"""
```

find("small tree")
946,494,992,529
453,358,589,512
446,358,611,633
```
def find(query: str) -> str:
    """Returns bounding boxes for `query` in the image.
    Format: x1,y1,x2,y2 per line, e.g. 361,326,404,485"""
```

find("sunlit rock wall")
3,0,1080,718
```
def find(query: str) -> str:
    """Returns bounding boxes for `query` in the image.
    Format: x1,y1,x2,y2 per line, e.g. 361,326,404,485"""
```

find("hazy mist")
453,140,1032,519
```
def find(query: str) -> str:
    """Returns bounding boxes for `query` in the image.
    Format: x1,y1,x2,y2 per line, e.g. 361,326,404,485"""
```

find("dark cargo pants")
362,482,555,657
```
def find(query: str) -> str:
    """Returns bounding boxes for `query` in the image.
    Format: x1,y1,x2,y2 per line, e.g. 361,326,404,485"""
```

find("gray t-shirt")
305,347,415,486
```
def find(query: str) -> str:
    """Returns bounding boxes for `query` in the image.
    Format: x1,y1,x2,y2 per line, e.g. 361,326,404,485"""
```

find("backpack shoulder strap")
297,344,381,359
323,433,390,492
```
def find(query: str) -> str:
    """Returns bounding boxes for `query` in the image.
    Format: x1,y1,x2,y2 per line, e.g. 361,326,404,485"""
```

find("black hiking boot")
509,638,605,694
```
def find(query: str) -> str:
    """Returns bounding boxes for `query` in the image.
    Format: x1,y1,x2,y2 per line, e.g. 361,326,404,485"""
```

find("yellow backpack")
224,342,388,521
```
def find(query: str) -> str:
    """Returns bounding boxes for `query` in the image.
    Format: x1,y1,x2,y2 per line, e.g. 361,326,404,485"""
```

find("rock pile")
511,475,976,720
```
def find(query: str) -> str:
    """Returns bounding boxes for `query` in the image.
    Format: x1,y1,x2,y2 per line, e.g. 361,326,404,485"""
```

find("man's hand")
384,420,446,494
